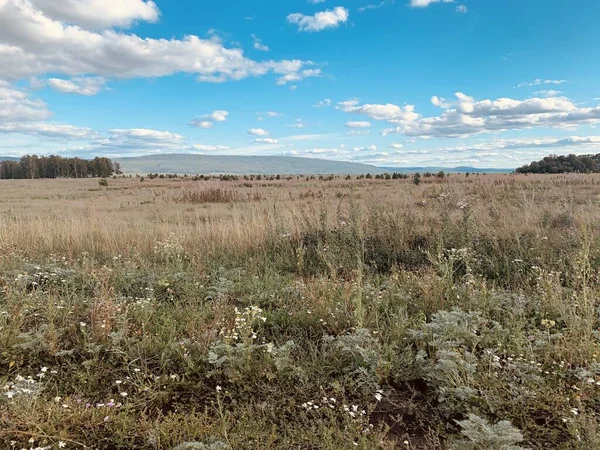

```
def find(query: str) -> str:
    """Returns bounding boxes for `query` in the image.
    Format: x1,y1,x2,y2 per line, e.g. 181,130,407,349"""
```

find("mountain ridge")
115,154,388,175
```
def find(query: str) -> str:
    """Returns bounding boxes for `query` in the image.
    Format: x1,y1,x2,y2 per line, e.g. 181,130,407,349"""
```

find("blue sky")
0,0,599,168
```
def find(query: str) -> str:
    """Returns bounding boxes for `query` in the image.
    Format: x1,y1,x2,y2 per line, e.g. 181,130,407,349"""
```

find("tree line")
0,155,121,179
516,154,600,174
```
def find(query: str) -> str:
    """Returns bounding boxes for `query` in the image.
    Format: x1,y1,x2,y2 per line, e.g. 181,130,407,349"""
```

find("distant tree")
0,154,117,180
413,172,421,185
516,153,600,174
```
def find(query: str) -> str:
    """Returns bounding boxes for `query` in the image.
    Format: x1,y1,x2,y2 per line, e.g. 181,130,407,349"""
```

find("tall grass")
1,174,600,448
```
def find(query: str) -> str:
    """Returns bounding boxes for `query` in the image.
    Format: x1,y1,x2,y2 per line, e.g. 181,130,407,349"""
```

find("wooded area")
0,155,119,179
516,153,600,174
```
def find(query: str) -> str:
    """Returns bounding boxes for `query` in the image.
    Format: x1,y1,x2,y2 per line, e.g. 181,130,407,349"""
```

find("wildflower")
79,322,87,328
374,392,383,402
120,392,128,397
58,442,66,448
216,385,222,392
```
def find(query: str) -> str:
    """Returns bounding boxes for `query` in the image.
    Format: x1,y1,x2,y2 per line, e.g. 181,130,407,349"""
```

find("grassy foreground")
1,174,600,449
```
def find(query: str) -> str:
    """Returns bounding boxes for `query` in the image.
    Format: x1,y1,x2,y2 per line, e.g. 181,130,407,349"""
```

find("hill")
116,154,387,175
379,166,512,174
0,156,19,162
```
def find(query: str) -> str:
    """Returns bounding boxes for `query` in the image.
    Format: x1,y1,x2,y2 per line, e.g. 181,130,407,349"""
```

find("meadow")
1,173,600,449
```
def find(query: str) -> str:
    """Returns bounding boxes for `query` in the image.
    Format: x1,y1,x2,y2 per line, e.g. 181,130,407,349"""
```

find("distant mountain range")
1,154,515,175
379,166,513,174
115,154,389,175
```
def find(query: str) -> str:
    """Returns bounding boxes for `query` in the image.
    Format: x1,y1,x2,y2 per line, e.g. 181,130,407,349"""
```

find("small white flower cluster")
153,233,186,262
223,306,266,343
3,369,50,399
343,403,366,419
300,396,368,421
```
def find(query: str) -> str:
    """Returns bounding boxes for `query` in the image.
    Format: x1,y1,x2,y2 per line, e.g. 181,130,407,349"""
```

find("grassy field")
1,173,600,449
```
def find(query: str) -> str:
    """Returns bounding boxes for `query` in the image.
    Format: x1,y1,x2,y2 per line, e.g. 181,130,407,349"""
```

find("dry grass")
1,173,600,449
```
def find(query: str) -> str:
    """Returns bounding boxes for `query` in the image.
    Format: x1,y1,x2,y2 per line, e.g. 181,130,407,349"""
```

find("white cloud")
345,121,371,128
62,127,189,157
276,69,322,85
347,129,370,136
455,5,467,13
251,34,270,52
313,98,332,107
0,122,96,138
517,79,568,88
109,128,184,142
308,0,326,4
248,128,269,136
287,6,349,32
353,145,377,151
190,121,214,129
192,144,230,151
358,1,394,12
190,110,229,129
410,0,454,8
341,93,600,138
255,138,279,144
0,1,318,86
206,110,229,122
29,0,160,29
46,76,106,95
288,119,306,128
0,80,51,123
389,143,404,148
338,98,419,122
266,111,282,117
534,90,562,97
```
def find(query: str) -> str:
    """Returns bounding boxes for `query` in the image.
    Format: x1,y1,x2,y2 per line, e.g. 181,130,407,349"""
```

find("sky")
0,0,599,168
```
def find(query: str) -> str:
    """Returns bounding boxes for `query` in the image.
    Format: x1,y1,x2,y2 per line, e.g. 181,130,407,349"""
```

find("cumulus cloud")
62,127,190,156
534,90,562,97
190,110,229,129
389,143,404,148
455,5,467,13
287,6,349,32
345,121,371,128
276,69,321,85
338,98,419,123
340,93,600,138
251,34,270,52
46,76,106,95
0,0,318,86
29,0,159,29
0,81,51,123
255,137,279,144
248,128,269,136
